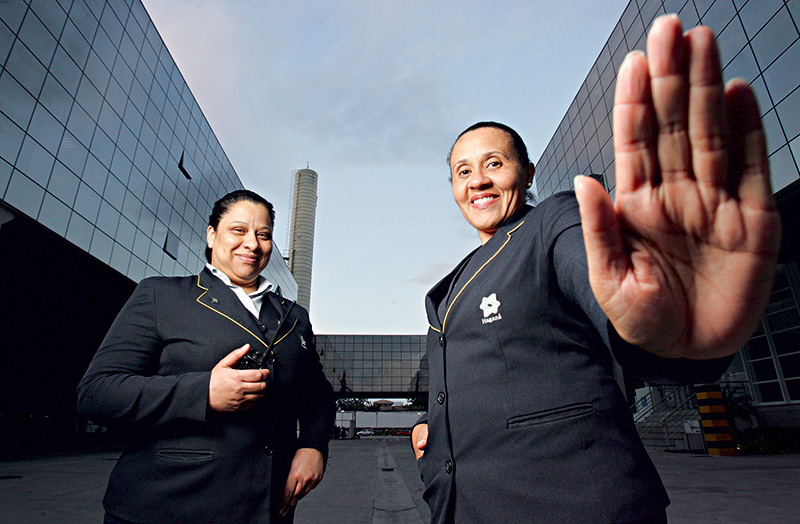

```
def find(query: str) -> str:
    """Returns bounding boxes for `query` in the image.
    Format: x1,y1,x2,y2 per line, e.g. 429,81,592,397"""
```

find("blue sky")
141,0,628,334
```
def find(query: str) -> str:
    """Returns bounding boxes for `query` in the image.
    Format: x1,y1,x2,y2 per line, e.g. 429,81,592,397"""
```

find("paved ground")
1,438,798,523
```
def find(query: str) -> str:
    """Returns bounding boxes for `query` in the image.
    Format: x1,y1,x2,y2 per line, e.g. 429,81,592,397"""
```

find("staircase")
632,387,702,451
635,406,700,450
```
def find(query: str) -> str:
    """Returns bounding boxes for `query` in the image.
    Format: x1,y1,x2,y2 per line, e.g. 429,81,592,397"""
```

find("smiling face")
450,126,534,244
206,200,273,292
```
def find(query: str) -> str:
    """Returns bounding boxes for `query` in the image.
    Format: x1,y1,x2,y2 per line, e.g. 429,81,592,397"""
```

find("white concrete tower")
288,168,318,311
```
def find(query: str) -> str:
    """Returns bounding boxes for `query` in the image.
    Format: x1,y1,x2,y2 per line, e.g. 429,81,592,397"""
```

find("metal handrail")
630,391,653,414
632,387,686,424
660,392,699,448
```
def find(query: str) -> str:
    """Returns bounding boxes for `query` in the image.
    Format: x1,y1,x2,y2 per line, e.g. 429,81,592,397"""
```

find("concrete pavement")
1,438,798,523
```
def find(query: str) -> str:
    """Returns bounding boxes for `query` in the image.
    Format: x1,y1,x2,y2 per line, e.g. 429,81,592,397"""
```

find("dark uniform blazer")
77,267,335,524
417,193,730,524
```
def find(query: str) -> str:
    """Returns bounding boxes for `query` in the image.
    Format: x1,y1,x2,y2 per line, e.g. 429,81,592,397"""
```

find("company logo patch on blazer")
480,293,502,324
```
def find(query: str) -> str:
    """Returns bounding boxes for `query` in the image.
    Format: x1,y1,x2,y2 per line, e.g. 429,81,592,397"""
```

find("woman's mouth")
471,195,498,207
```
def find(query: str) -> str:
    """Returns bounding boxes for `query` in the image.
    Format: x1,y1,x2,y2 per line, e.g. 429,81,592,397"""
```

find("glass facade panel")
48,161,80,206
746,336,771,360
786,378,800,401
16,135,55,187
751,358,779,381
0,159,12,196
0,72,37,130
5,172,45,218
779,352,800,379
89,228,114,264
0,27,13,68
777,86,800,141
769,144,800,190
6,40,48,97
716,15,748,67
28,103,65,156
739,0,785,38
763,42,800,105
756,381,784,403
38,192,72,236
0,0,297,295
19,8,58,68
317,334,428,396
80,54,110,112
0,0,28,34
60,19,91,71
749,8,798,70
0,111,25,166
39,73,73,126
701,0,737,30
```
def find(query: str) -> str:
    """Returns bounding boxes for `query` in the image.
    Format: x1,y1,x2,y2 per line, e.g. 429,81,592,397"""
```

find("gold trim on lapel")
441,221,525,333
194,274,270,351
273,319,298,348
265,294,299,351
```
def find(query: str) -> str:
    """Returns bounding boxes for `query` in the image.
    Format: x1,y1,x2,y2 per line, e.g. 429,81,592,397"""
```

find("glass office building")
0,0,296,449
315,335,429,399
533,0,800,422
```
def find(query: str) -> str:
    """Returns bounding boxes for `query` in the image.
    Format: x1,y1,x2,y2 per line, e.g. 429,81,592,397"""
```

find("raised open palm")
575,15,782,360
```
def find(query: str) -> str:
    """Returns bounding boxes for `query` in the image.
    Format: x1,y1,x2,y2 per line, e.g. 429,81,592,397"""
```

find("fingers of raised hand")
647,14,692,184
613,49,655,193
725,79,772,206
615,15,730,194
647,15,727,189
684,25,728,190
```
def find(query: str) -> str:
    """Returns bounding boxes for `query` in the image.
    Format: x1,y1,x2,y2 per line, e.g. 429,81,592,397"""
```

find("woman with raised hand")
413,15,780,524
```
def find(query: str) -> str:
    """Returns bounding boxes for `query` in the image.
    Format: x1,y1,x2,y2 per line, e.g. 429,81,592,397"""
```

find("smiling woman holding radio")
78,189,334,524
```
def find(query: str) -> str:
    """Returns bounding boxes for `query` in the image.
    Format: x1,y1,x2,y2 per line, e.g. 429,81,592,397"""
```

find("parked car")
396,430,412,436
356,429,375,438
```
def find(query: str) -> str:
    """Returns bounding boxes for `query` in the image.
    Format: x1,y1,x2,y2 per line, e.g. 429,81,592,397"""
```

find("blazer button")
436,392,446,405
267,352,275,365
263,446,273,456
438,336,444,348
444,460,453,474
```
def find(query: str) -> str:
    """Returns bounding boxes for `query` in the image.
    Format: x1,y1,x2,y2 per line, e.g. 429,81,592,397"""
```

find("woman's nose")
468,169,491,189
242,232,259,250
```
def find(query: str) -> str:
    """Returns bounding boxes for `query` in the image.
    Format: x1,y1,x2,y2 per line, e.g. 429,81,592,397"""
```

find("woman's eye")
488,161,500,168
258,233,271,241
458,169,470,177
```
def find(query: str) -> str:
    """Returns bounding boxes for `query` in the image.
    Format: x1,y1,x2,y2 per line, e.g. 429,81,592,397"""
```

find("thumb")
217,344,251,368
416,437,427,451
574,175,626,284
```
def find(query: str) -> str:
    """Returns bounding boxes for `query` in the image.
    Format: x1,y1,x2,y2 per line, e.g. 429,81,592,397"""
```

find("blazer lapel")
425,247,478,333
439,206,529,333
195,268,271,352
262,293,299,353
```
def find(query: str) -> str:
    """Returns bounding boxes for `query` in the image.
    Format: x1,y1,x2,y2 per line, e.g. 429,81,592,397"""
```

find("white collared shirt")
205,263,274,319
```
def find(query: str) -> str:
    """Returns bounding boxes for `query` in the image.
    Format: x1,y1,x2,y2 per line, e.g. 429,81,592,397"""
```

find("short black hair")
205,189,275,263
447,121,531,167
